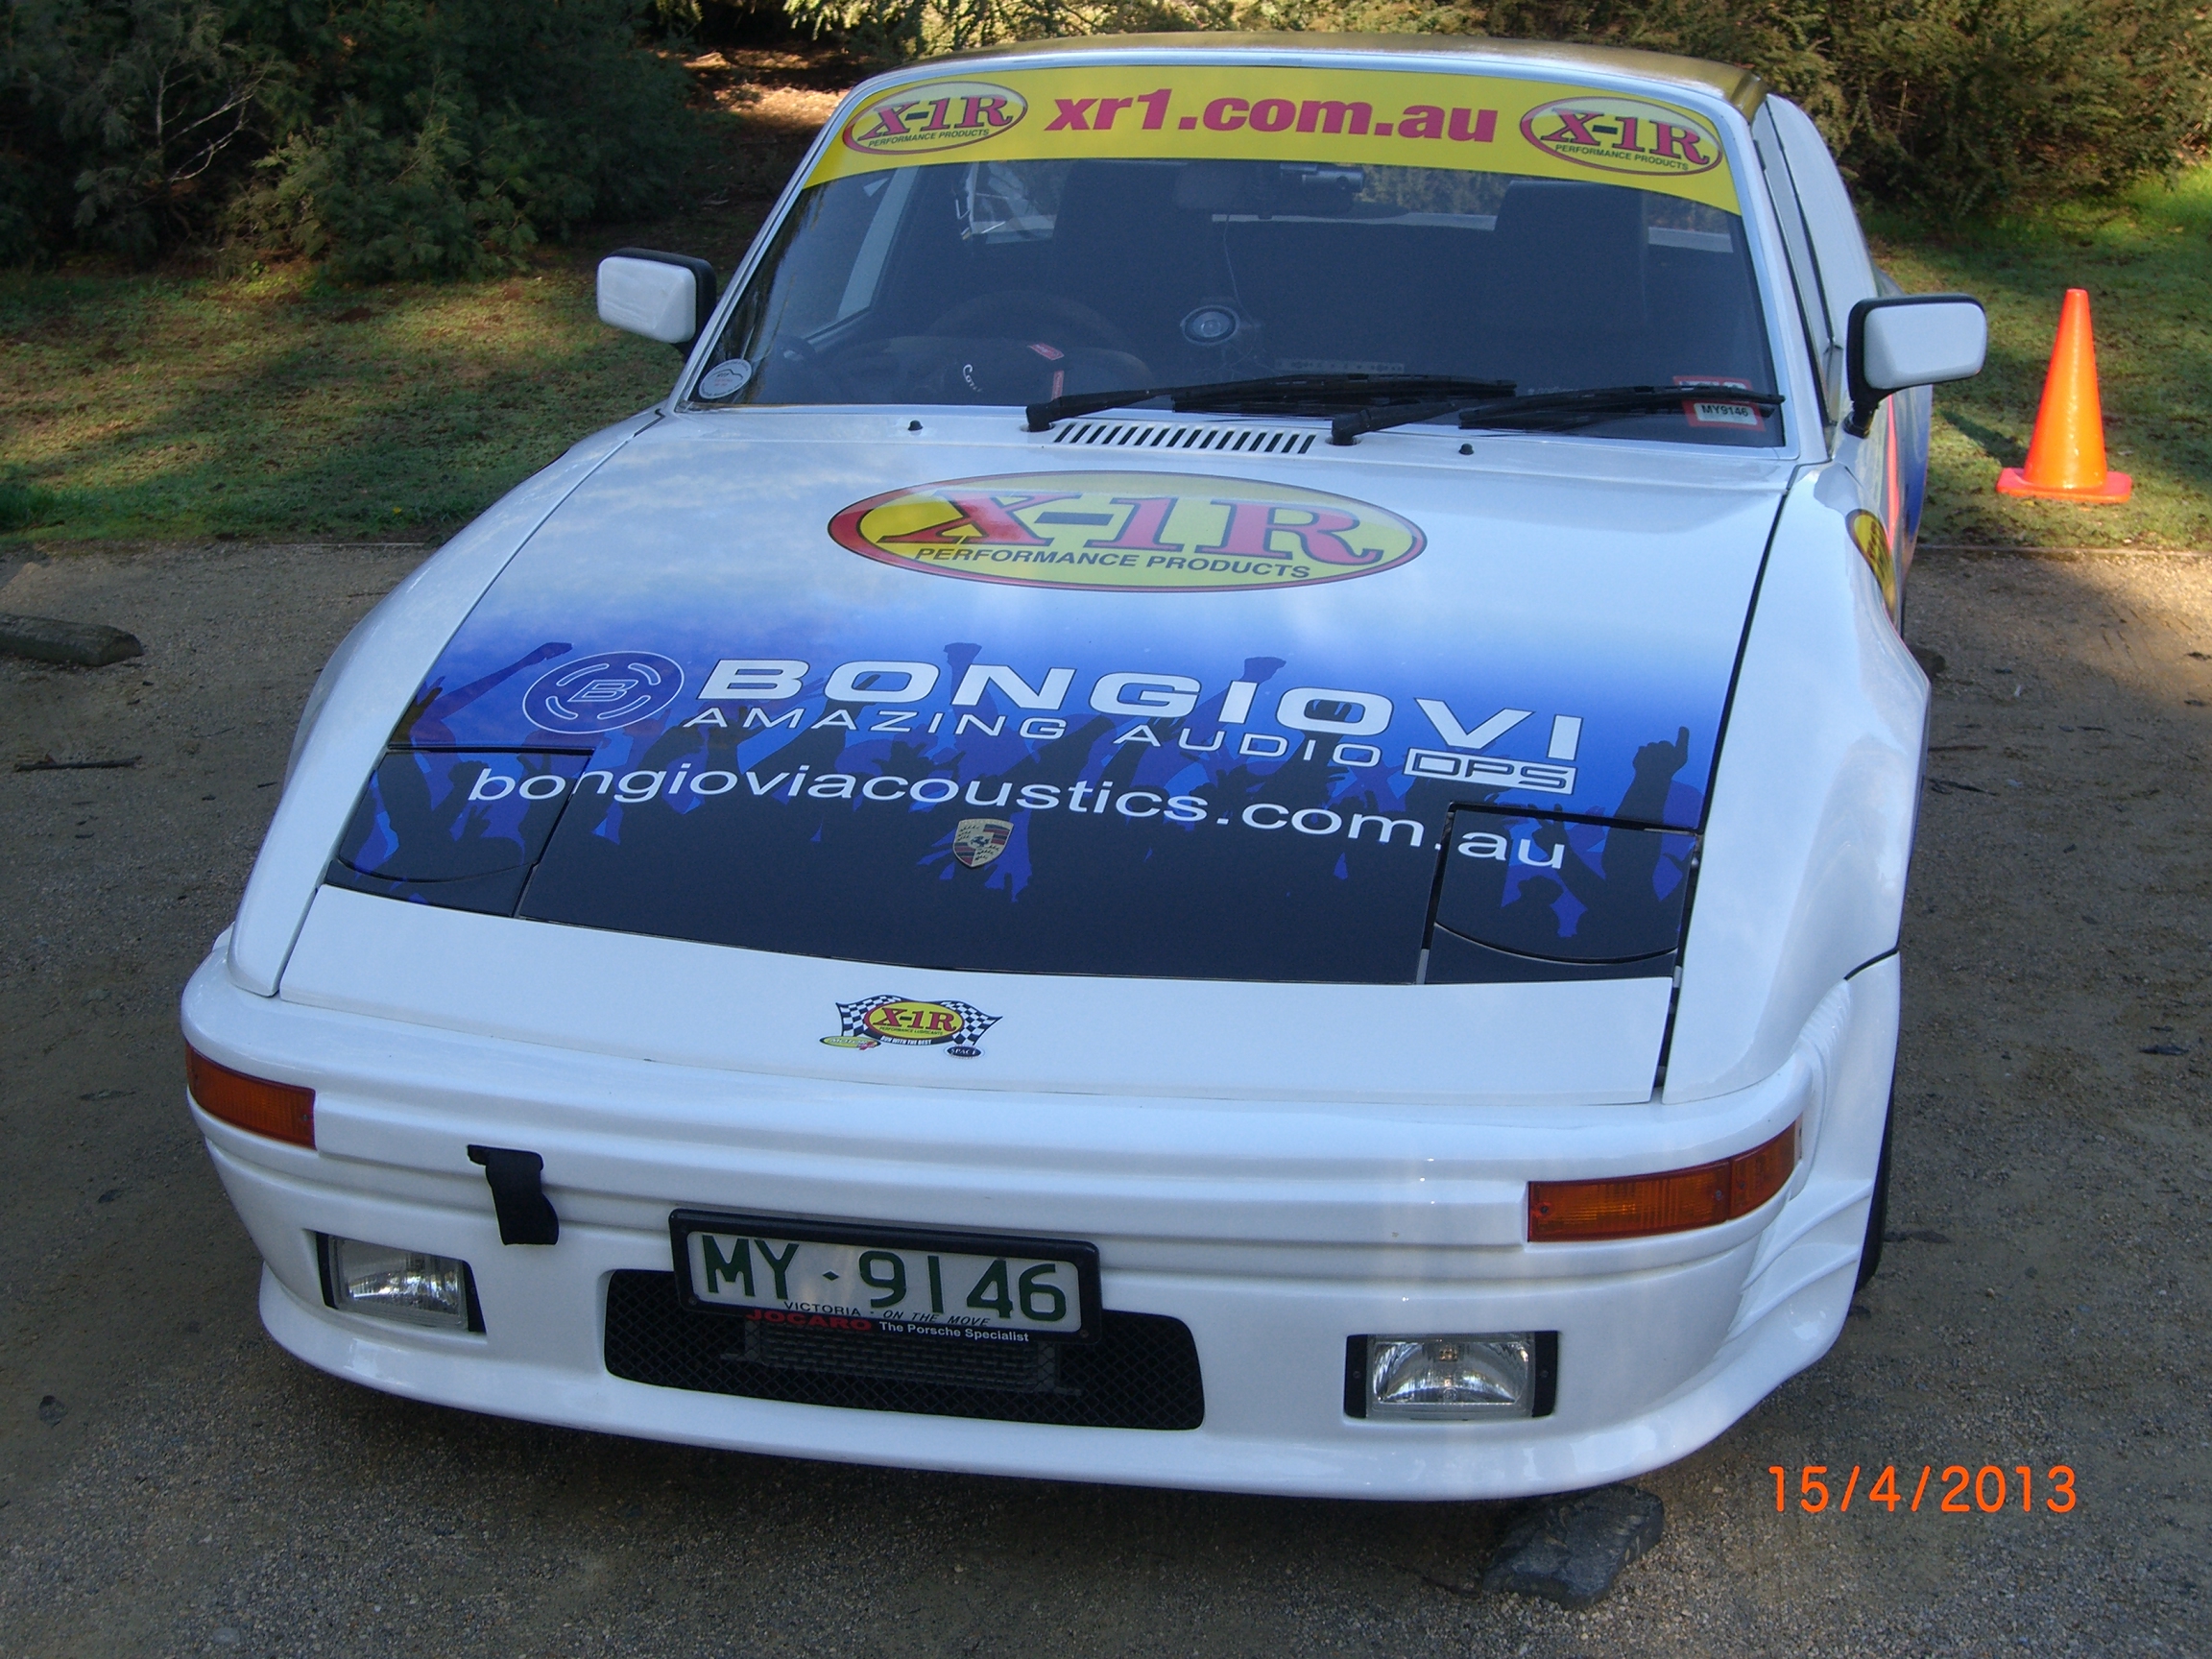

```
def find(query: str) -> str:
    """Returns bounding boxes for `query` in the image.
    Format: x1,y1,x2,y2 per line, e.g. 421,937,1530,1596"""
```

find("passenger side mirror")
1844,295,1985,437
597,249,718,348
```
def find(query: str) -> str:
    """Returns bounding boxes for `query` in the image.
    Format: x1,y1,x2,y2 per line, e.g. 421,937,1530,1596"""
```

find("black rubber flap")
467,1144,560,1246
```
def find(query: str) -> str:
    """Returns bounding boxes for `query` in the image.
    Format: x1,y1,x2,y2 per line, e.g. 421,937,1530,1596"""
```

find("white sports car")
182,34,1985,1499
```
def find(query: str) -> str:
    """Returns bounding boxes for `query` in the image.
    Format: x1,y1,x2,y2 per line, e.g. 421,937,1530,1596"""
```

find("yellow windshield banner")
806,64,1742,213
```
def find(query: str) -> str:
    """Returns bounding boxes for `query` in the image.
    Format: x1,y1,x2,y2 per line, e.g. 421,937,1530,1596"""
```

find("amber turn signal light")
1527,1120,1798,1241
185,1044,315,1147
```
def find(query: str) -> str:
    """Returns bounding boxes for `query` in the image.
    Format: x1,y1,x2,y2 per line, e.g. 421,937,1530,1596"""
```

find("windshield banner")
806,65,1742,214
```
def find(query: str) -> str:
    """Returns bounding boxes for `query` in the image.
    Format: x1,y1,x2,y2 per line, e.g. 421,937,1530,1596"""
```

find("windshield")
697,155,1779,445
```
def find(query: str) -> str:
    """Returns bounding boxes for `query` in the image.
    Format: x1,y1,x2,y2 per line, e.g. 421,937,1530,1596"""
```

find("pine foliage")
2,0,701,273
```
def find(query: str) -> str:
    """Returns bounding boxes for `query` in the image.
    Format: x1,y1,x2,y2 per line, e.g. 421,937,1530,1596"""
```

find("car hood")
326,414,1785,989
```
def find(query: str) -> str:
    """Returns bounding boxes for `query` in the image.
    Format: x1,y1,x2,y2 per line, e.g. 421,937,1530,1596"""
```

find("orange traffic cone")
1997,289,2130,502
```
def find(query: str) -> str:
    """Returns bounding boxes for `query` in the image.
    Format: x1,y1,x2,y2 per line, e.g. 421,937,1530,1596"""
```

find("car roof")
935,32,1769,119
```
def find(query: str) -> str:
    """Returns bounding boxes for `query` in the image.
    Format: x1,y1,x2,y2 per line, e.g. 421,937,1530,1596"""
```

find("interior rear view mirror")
1844,295,1986,436
597,249,717,348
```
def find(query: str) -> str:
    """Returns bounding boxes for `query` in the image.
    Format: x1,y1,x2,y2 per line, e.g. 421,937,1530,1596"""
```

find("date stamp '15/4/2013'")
1769,1464,2078,1515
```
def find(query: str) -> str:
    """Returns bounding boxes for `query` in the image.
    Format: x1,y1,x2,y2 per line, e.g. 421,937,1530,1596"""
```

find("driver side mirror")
1844,295,1985,437
597,249,717,349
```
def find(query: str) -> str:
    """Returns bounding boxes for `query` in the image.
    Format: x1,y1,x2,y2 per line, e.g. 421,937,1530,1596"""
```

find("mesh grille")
603,1271,1205,1431
1049,421,1317,454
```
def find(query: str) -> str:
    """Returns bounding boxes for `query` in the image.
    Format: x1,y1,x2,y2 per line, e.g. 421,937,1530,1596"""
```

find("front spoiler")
186,951,1896,1500
253,1238,1858,1501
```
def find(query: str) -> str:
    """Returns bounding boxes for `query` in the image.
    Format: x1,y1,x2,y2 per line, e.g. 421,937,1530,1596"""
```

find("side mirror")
1844,295,1985,437
597,249,717,348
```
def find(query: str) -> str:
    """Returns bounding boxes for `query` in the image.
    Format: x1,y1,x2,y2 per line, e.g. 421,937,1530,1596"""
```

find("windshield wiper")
1330,383,1784,445
1024,373,1515,433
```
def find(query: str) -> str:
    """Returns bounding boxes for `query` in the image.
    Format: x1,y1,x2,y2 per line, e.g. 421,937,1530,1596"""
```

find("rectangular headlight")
1346,1333,1557,1420
321,1236,478,1332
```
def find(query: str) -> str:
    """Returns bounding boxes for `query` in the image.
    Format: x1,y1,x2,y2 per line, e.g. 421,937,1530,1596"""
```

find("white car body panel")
284,886,1674,1107
1664,473,1925,1100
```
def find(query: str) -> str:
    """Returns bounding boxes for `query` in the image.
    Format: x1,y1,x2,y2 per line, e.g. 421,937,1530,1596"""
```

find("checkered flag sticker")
940,1000,999,1057
830,995,902,1047
823,996,1001,1057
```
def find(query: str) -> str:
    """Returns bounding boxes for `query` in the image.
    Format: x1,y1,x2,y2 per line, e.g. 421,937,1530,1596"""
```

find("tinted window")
701,158,1779,445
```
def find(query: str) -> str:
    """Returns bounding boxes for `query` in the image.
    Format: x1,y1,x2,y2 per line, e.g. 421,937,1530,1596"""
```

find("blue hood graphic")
329,425,1783,984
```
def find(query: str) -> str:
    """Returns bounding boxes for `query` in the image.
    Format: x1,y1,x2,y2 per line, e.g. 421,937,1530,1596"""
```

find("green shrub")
1,0,703,275
240,0,704,280
6,0,2203,268
0,0,275,263
1829,0,2212,214
781,0,1227,61
1438,0,2212,215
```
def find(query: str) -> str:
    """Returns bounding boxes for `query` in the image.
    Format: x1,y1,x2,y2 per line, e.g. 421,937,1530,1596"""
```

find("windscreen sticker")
830,473,1424,592
808,66,1740,213
1518,95,1722,180
840,79,1031,156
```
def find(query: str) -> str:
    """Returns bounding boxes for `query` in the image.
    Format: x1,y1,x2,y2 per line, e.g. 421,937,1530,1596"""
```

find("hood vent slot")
1050,421,1318,455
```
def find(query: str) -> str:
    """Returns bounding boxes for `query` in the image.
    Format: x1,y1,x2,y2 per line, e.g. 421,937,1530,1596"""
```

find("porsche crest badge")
951,817,1012,869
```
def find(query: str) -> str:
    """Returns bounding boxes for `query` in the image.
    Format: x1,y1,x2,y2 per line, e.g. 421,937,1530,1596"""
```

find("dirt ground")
0,541,2204,1657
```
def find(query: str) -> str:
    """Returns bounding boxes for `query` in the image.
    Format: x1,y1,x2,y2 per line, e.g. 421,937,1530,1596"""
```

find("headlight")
322,1237,479,1332
1355,1334,1544,1420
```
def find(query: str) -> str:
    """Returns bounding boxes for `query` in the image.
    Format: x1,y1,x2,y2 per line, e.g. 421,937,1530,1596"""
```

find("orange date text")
1767,1464,2076,1514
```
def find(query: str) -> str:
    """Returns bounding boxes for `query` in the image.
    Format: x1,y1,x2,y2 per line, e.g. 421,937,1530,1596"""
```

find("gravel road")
0,542,2204,1657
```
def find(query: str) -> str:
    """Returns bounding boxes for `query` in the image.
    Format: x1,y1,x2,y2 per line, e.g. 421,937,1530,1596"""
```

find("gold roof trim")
933,33,1769,120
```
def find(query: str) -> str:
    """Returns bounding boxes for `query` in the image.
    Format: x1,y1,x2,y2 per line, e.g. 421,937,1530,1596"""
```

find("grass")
2,67,2206,552
0,49,842,548
0,480,64,533
0,265,693,542
1872,165,2212,551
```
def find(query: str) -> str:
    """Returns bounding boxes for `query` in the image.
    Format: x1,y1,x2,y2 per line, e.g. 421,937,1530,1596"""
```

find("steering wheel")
926,291,1133,355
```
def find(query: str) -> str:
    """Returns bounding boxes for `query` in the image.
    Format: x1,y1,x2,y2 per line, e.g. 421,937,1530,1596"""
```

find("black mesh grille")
603,1270,1204,1430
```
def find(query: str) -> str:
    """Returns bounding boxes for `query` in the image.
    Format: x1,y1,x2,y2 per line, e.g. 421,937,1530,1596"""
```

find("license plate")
669,1211,1100,1341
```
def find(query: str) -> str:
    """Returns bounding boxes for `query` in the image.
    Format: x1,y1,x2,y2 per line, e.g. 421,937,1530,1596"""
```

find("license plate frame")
668,1210,1103,1343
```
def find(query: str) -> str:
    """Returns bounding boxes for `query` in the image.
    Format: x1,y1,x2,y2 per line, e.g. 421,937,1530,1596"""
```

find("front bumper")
183,951,1896,1501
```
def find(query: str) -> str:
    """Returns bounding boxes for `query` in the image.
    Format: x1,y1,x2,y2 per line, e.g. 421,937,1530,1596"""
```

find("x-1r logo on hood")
830,473,1424,592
